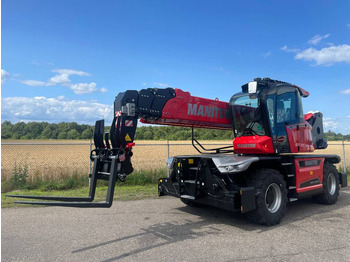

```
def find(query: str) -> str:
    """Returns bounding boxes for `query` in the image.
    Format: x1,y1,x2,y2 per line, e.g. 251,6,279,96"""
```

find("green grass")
1,167,166,208
2,166,349,208
1,168,166,193
2,184,159,208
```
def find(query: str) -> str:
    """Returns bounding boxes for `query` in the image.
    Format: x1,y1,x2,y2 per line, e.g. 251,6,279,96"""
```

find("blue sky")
2,0,350,133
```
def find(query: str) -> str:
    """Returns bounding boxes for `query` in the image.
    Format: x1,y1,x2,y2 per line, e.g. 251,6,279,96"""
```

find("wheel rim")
265,183,282,213
327,173,336,195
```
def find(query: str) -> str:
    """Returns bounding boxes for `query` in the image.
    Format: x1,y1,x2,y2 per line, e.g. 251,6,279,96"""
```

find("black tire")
312,163,339,205
180,198,201,207
246,168,288,226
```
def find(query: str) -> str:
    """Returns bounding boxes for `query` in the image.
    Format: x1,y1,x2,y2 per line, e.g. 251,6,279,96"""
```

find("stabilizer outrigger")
7,118,137,207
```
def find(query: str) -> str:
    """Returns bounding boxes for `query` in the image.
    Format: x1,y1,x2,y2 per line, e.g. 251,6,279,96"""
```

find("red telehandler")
8,78,348,225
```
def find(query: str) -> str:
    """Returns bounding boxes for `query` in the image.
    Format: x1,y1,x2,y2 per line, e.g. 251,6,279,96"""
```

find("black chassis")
158,153,345,214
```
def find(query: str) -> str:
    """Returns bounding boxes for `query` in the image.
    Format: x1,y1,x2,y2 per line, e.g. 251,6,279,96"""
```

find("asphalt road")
2,187,350,262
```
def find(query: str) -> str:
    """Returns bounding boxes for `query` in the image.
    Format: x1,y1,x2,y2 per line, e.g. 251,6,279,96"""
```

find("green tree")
58,132,68,139
12,122,26,138
41,125,53,139
11,133,21,139
1,121,13,139
67,129,80,139
143,131,153,140
81,129,93,139
50,123,59,139
24,122,45,139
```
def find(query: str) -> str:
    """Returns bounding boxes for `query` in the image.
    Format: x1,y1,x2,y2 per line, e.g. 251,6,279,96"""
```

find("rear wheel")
246,169,288,226
312,163,339,204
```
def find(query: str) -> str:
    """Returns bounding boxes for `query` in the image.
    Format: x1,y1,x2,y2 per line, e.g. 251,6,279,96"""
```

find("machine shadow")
72,218,223,261
72,188,349,261
178,188,350,230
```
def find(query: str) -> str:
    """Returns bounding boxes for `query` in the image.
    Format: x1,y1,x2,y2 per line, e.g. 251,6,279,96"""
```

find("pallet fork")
6,119,134,207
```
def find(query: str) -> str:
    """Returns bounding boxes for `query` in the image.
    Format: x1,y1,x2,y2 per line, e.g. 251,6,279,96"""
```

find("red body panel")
295,158,324,193
233,135,274,154
286,121,314,153
141,88,232,130
304,112,314,121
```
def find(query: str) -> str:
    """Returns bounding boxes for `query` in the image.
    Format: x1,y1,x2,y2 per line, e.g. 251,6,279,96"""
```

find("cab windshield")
231,94,266,137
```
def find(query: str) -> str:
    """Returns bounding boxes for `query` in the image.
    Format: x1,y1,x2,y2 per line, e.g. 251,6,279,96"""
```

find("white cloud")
294,44,350,66
1,96,113,124
280,45,300,53
51,69,90,76
322,116,350,134
70,82,97,94
48,73,71,85
100,87,108,93
340,89,350,95
1,69,10,84
20,68,102,94
153,82,169,87
307,34,330,45
263,51,272,58
323,118,338,130
20,80,47,86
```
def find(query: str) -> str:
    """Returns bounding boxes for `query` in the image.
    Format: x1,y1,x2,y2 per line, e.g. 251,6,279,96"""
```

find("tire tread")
246,168,288,226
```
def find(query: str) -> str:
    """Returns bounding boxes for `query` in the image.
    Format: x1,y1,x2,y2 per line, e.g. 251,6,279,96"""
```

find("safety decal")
273,136,286,143
125,120,133,127
125,133,132,141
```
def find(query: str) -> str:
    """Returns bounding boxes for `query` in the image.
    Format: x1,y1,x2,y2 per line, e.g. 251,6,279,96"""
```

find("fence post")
89,136,93,188
342,137,347,173
89,140,92,174
167,136,170,159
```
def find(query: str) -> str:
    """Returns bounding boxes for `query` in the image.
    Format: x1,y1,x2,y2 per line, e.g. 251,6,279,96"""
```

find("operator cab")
229,78,313,154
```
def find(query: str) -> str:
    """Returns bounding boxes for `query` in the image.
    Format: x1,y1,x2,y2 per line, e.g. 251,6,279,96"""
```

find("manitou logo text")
187,103,229,119
236,144,256,148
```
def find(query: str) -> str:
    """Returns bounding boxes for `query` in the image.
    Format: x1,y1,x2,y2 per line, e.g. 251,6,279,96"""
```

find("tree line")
1,121,94,140
1,121,233,140
1,121,349,141
324,130,350,141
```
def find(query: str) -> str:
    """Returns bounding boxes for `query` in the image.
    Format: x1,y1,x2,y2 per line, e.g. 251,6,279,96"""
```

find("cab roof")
241,77,309,98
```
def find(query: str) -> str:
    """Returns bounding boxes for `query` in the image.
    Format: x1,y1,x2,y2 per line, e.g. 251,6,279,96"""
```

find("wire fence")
1,140,349,183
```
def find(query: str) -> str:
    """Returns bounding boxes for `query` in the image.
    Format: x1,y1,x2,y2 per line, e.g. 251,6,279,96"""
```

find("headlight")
224,165,239,172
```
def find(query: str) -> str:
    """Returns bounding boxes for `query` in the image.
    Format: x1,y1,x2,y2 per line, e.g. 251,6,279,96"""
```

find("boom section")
115,87,232,130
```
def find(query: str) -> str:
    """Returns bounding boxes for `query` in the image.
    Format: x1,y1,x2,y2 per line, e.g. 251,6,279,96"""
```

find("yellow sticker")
125,133,132,141
188,159,194,164
310,171,314,175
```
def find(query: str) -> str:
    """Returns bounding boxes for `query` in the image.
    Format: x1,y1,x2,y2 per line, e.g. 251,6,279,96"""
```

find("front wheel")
246,169,288,226
312,163,339,205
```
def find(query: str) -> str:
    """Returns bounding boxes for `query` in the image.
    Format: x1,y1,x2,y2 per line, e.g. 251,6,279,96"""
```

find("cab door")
267,89,305,153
